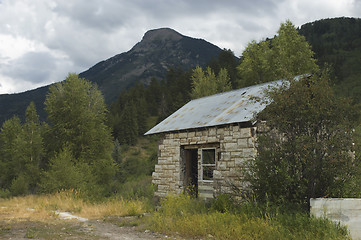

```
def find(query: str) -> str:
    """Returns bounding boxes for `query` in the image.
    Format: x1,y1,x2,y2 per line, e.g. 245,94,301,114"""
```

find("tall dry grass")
0,190,147,223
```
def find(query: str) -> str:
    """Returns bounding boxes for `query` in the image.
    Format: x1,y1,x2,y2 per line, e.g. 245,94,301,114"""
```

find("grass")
148,194,351,240
0,189,148,223
0,190,352,239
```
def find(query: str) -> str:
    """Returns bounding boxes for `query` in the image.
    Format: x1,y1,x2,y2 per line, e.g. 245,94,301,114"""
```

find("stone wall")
152,124,257,200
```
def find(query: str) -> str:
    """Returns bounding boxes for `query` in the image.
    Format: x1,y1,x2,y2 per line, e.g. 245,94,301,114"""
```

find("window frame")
201,148,217,182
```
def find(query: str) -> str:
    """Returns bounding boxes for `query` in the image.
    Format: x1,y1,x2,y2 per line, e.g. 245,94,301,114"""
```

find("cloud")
4,52,56,83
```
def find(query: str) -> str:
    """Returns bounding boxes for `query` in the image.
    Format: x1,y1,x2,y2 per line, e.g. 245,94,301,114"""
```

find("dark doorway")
184,149,198,196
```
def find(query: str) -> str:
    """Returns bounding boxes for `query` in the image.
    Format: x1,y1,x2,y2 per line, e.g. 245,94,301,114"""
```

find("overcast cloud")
0,0,360,94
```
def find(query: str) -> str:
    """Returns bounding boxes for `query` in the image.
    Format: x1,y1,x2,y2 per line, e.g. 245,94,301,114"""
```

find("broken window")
201,148,216,181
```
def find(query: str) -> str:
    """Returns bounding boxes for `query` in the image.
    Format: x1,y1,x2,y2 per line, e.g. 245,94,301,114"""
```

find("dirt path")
0,215,185,240
82,219,173,240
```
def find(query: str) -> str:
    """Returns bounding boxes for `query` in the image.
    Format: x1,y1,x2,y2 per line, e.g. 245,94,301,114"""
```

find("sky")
0,0,360,94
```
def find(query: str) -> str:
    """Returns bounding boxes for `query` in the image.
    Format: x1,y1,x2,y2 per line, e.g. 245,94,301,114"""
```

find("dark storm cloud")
4,52,56,84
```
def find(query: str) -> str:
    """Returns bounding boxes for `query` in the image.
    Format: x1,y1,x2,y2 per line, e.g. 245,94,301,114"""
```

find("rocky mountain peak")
132,28,184,52
142,28,184,42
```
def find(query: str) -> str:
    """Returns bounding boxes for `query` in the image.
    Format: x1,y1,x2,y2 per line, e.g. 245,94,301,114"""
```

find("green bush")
0,188,11,198
40,147,86,193
10,174,29,196
210,194,237,213
115,176,155,200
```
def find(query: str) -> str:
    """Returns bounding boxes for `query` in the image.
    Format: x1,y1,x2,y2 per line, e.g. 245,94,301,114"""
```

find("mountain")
80,28,222,103
0,28,222,123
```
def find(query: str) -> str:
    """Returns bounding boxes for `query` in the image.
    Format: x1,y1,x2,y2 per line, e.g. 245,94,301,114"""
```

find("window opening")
201,148,216,181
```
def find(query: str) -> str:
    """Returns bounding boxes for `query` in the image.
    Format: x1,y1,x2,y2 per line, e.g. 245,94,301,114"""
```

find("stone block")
191,137,200,142
232,131,241,139
235,158,246,166
221,152,231,161
218,162,227,170
209,128,216,136
208,136,217,142
231,151,242,157
217,128,224,135
224,136,234,142
213,170,222,179
157,184,169,191
240,128,251,138
188,132,195,137
227,161,235,168
238,138,248,148
179,132,188,139
232,125,240,132
224,142,238,151
248,138,256,148
166,133,174,139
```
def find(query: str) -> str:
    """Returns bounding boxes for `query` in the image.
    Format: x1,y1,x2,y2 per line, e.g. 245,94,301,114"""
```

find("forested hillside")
299,17,361,103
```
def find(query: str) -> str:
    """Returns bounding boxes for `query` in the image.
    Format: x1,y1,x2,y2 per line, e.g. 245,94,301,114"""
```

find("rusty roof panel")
144,76,305,135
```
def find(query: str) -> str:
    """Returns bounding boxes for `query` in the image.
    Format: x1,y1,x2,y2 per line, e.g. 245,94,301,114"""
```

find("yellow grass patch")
0,190,146,223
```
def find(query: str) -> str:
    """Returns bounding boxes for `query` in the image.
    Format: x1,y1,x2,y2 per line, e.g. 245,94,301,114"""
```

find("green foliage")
44,73,115,196
299,17,361,103
10,174,29,196
207,49,240,88
191,66,232,99
248,74,359,205
238,20,319,87
238,40,275,87
40,146,86,193
115,176,155,201
0,116,23,190
0,102,44,194
45,73,113,160
210,194,236,213
18,102,44,190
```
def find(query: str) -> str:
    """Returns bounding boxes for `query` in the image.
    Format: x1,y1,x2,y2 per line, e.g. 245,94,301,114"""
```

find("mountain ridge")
0,27,222,123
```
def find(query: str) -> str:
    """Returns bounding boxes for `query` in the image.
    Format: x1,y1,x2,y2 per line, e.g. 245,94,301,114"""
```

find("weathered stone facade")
152,123,258,200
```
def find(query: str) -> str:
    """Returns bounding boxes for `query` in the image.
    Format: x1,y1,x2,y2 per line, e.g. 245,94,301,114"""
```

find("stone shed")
145,79,286,200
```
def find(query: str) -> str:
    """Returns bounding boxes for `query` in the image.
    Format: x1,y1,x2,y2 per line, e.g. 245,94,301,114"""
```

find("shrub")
10,175,29,196
40,147,86,193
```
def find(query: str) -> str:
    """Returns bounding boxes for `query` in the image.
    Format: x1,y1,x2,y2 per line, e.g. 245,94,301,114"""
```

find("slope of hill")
0,28,222,123
299,17,361,103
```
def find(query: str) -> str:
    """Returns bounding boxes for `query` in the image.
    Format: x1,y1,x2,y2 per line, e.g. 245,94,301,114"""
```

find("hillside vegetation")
299,17,361,103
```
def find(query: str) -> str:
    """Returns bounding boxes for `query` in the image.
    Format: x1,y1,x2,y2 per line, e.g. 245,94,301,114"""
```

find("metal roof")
145,76,304,135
